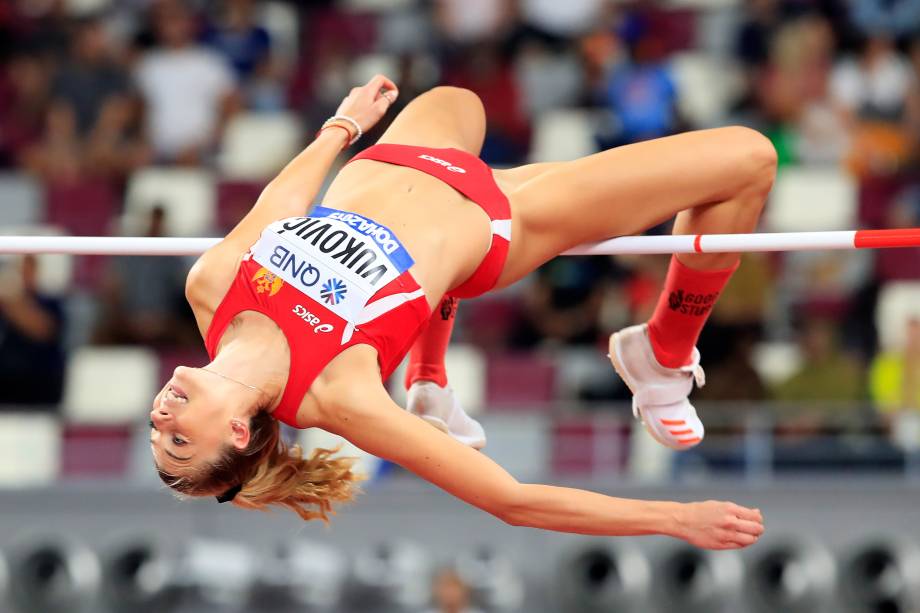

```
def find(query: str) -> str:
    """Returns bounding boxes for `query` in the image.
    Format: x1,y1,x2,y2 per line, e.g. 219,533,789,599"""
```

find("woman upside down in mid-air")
151,75,774,550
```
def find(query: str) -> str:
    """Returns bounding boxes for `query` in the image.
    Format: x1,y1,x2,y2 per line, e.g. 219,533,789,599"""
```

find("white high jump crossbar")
0,228,918,256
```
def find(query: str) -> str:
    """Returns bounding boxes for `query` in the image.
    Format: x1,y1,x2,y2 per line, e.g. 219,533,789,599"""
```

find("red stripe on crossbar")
693,234,703,253
854,229,920,249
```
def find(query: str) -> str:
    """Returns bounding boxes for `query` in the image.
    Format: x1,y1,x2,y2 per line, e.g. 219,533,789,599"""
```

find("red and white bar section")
564,228,920,256
0,229,919,256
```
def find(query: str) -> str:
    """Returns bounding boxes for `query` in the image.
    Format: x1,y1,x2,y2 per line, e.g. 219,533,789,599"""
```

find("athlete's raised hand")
335,74,399,134
677,500,764,549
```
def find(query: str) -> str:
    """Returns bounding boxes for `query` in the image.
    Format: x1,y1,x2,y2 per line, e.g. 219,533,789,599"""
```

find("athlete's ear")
229,418,251,450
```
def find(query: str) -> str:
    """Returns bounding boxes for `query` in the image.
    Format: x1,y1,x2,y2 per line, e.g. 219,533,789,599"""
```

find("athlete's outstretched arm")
321,378,764,550
185,74,399,315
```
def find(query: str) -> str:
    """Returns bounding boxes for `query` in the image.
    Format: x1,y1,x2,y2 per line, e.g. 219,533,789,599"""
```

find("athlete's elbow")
491,487,533,527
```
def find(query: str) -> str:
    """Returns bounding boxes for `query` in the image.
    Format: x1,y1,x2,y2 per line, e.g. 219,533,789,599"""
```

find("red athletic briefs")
205,145,511,427
349,144,512,298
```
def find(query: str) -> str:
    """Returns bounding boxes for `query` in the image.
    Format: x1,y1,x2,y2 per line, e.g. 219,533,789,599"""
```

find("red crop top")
204,207,431,428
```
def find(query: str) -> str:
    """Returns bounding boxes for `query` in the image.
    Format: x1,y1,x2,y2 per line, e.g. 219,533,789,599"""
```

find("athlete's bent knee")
425,85,483,111
725,126,777,196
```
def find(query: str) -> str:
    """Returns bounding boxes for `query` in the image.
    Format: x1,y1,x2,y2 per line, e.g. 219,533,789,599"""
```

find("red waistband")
348,144,511,298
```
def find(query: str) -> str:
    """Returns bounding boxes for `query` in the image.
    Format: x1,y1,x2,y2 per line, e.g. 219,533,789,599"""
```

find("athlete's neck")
210,314,290,412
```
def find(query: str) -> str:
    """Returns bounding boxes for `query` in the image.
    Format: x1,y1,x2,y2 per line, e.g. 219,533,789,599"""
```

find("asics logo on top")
291,304,334,333
418,154,466,173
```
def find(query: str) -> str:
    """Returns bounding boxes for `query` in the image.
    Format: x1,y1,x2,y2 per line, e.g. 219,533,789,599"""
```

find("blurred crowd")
3,0,920,454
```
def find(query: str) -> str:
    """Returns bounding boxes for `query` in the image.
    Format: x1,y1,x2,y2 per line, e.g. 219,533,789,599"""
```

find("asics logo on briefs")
418,154,466,173
291,304,334,333
320,278,348,305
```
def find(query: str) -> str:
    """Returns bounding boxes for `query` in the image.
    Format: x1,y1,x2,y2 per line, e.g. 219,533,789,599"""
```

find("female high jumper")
150,75,773,550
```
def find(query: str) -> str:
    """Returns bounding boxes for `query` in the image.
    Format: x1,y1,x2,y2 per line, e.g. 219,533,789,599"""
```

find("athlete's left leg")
492,127,777,449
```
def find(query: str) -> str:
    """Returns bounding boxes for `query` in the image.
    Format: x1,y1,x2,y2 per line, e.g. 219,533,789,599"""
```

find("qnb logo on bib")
418,154,466,173
268,245,321,288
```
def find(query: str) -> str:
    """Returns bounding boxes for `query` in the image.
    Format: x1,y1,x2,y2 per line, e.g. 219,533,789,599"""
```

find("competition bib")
250,207,415,343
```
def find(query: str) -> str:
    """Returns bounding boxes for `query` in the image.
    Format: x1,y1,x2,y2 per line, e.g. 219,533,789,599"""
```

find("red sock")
404,297,459,389
646,255,738,368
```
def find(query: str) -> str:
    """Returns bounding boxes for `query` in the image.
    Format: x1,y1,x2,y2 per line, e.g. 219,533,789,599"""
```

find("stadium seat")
0,413,61,486
348,53,400,87
123,168,216,236
670,51,743,127
529,110,600,163
44,178,117,237
339,0,415,12
0,172,42,227
156,346,209,388
485,353,557,409
0,225,74,295
751,341,804,386
60,424,133,478
765,166,857,232
876,281,920,352
63,347,160,424
218,112,304,181
216,180,265,233
256,1,300,61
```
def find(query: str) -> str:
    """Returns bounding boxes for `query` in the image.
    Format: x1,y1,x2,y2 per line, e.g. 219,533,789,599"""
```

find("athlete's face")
149,366,251,476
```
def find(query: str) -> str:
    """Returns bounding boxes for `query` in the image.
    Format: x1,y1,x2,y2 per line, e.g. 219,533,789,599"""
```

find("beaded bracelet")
316,124,353,150
322,114,362,146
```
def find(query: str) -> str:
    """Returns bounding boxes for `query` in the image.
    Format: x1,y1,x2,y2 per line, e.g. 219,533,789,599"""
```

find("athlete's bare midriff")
323,158,494,307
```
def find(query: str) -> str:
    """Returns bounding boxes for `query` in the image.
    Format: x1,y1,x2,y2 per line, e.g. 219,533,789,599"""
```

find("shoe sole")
608,332,694,451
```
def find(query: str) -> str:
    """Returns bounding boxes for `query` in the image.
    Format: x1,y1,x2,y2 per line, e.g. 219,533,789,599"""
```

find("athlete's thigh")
496,127,769,287
375,86,487,154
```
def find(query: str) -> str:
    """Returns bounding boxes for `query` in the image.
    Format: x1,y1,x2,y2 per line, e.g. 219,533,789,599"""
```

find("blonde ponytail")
232,443,364,522
158,410,364,522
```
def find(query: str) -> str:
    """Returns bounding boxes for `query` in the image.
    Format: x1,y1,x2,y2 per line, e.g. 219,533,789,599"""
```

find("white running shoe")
608,323,706,450
406,381,487,450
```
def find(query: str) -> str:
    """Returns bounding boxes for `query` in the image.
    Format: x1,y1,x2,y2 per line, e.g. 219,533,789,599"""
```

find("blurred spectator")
597,26,678,146
695,327,767,402
519,0,604,42
51,17,130,136
830,34,916,178
736,0,785,69
203,0,270,80
510,256,614,349
443,43,530,164
421,568,484,613
870,316,920,450
0,255,65,407
773,316,864,403
870,316,920,415
0,52,51,167
94,206,193,346
434,0,515,46
29,15,150,179
874,185,920,282
851,0,920,39
134,0,240,164
204,0,286,111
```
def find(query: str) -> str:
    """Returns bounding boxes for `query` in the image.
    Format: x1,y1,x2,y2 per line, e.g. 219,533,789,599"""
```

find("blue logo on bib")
321,278,348,305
